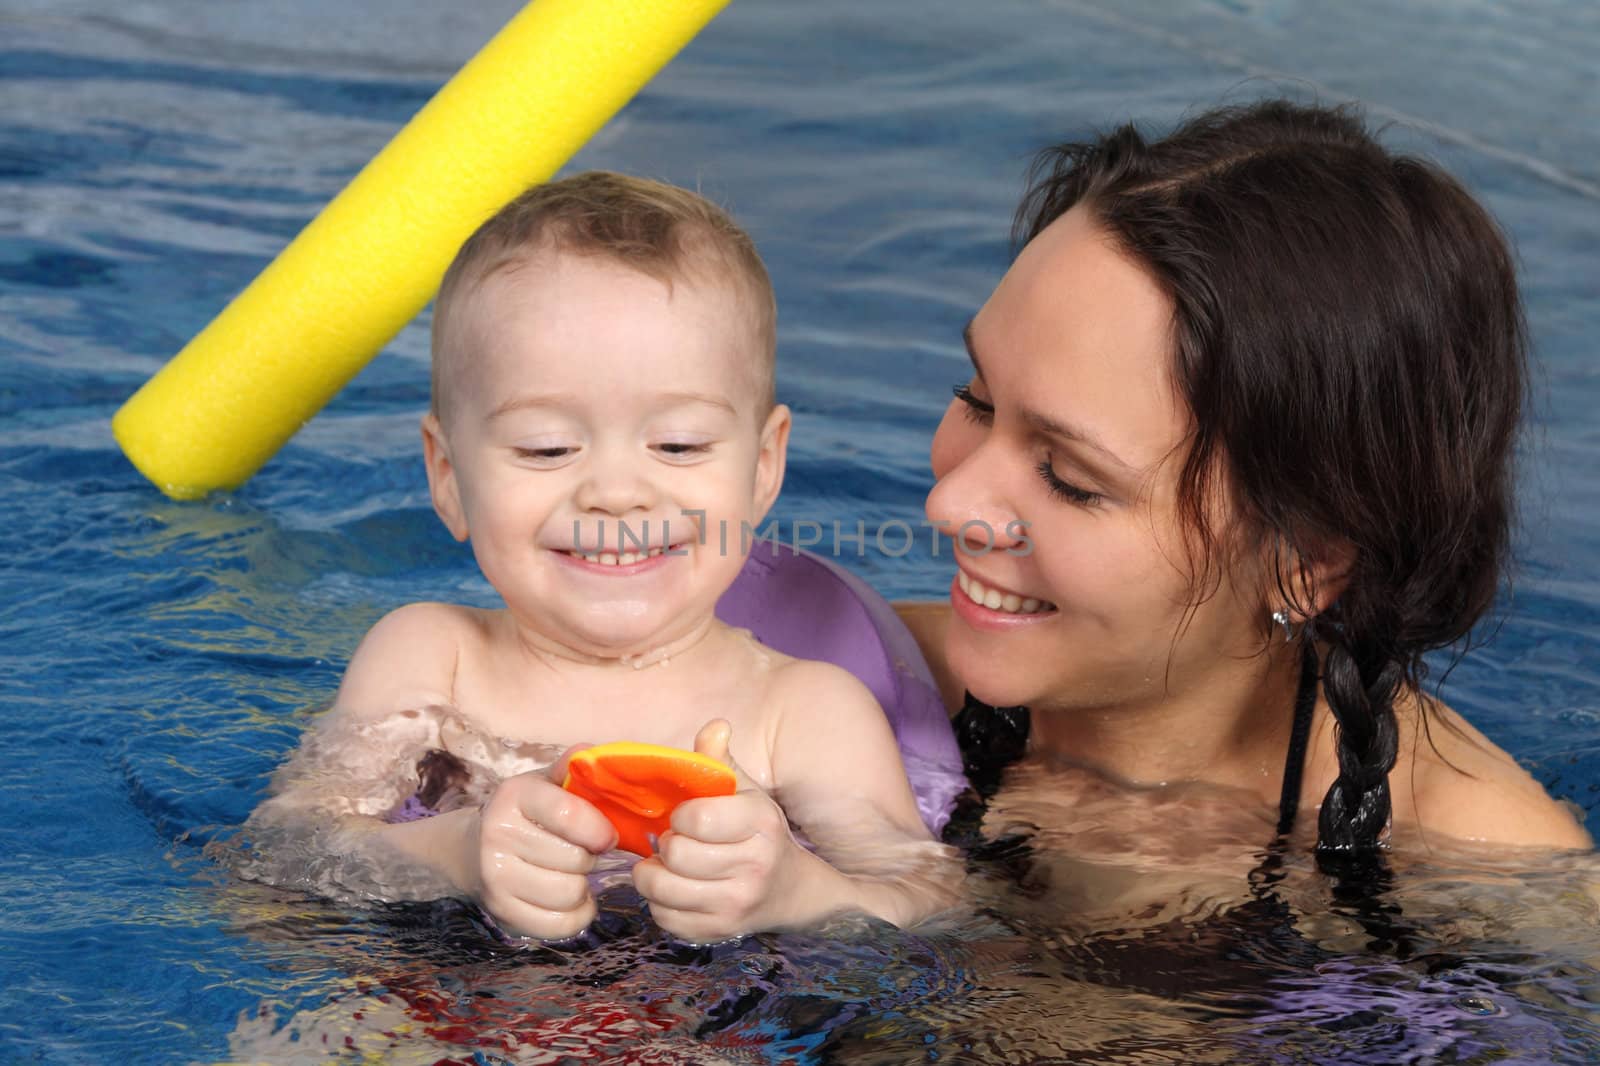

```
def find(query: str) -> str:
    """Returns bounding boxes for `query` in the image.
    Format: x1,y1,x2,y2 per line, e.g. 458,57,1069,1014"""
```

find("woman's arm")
894,600,964,714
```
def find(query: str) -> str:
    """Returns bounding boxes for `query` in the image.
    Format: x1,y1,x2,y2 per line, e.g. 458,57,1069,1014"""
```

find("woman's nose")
929,400,975,481
925,422,1021,555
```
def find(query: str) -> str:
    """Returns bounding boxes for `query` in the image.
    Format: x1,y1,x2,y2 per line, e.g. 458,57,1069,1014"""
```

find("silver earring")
1271,609,1296,643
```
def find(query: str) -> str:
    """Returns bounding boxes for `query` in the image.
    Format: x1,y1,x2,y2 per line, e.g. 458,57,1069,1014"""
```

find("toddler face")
425,252,787,661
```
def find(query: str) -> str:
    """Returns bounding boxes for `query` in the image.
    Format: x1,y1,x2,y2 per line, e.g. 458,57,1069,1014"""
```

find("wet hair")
430,170,777,421
1010,99,1527,872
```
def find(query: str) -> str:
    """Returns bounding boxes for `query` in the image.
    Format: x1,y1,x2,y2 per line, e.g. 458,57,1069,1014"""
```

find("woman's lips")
950,570,1058,631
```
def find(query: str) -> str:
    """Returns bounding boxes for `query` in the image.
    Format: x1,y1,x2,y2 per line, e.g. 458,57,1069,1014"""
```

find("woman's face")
927,205,1269,713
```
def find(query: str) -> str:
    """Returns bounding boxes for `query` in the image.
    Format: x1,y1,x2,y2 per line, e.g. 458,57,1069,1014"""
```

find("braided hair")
1004,100,1527,874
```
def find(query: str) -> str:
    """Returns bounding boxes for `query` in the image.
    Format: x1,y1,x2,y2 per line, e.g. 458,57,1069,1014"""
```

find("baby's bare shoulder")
363,600,479,637
762,657,899,752
335,602,487,720
761,655,929,837
1402,699,1592,851
768,656,880,710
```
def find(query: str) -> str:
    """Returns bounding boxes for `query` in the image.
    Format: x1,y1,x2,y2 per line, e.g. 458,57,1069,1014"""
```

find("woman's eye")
952,382,994,425
1036,458,1103,507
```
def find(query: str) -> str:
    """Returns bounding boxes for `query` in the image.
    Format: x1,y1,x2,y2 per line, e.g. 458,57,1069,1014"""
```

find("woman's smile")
953,566,1057,616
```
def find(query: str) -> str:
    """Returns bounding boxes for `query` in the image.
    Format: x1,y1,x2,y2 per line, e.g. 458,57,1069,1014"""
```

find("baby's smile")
557,542,690,570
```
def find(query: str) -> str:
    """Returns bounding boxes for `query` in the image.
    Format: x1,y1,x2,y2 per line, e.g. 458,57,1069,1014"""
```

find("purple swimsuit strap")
388,794,439,823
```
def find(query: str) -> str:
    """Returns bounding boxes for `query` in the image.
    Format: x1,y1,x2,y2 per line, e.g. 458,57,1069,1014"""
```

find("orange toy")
562,742,737,857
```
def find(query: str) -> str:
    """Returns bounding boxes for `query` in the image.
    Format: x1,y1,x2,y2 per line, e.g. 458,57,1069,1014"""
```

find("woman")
897,99,1589,872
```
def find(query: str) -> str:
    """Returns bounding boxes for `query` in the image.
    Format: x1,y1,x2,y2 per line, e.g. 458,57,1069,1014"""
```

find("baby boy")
243,172,955,943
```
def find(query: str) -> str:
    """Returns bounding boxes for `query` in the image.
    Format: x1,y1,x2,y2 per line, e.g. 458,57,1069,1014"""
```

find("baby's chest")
453,670,778,779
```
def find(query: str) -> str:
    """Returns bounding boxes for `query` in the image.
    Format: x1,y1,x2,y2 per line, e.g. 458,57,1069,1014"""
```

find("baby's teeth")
1001,593,1022,613
1021,598,1040,613
981,588,1002,610
581,548,668,566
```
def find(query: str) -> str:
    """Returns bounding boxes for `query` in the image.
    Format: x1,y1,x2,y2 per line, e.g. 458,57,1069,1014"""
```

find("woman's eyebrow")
963,319,1137,477
1023,407,1137,476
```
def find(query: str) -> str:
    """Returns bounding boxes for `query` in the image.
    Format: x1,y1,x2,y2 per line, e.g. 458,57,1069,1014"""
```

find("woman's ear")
1271,533,1356,625
750,403,791,525
421,413,469,542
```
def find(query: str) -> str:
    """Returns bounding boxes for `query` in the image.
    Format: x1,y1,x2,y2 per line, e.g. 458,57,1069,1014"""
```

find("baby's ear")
752,403,791,522
421,413,469,542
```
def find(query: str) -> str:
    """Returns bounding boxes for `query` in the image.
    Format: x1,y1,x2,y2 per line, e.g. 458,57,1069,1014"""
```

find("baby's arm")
236,603,616,939
632,663,961,941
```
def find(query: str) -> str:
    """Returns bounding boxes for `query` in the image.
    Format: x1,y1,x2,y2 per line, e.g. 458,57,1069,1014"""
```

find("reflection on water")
213,754,1600,1064
5,0,1600,1060
964,758,1600,1064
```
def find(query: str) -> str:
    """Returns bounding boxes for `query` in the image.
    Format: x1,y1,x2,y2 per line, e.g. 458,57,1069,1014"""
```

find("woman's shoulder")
1394,695,1592,851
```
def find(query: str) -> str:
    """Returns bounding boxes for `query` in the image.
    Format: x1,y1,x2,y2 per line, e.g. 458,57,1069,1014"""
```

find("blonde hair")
430,171,776,420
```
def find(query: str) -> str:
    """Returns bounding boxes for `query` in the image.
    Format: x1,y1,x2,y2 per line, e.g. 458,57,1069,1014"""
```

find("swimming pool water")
4,0,1599,1061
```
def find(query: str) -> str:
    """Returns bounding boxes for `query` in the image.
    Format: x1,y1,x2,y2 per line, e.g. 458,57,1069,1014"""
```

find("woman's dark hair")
1009,99,1527,870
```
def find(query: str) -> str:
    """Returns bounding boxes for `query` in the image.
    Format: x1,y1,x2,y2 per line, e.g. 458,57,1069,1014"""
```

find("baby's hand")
631,720,812,942
471,751,618,940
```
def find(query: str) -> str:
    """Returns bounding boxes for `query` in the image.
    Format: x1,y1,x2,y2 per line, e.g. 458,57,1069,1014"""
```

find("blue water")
4,0,1599,1061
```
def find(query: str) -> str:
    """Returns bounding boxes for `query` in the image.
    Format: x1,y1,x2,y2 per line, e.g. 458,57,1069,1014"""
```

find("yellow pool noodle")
113,0,732,500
